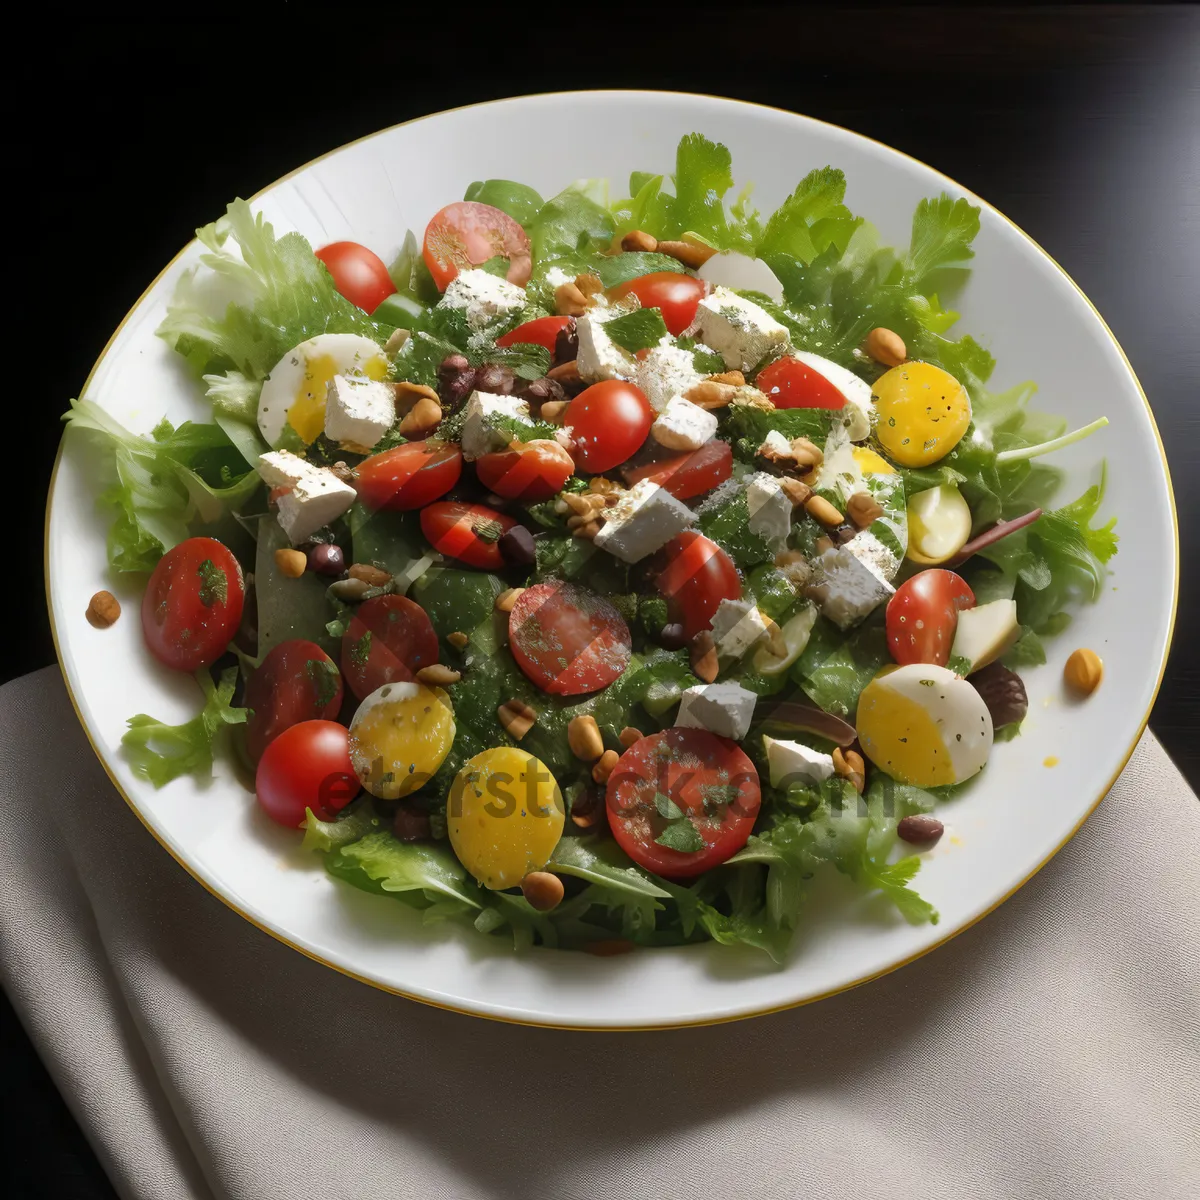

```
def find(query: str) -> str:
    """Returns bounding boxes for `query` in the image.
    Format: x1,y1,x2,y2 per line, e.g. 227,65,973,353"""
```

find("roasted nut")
790,437,824,469
274,548,308,578
498,699,537,740
393,380,441,411
657,238,717,268
690,630,719,682
348,563,391,587
778,477,813,508
831,522,858,546
659,622,687,650
621,230,658,253
969,662,1029,727
416,663,461,687
568,715,605,762
592,748,620,784
708,370,745,386
618,726,643,749
846,492,884,529
805,495,845,528
897,814,944,845
306,543,346,576
474,363,516,395
575,273,603,299
832,747,866,793
814,536,835,556
384,328,411,354
774,549,811,589
554,281,589,316
562,492,595,515
329,577,372,602
540,400,570,425
495,587,525,613
570,786,604,829
865,327,907,367
85,590,121,628
583,938,634,957
521,871,565,912
329,461,356,483
732,386,776,412
547,360,582,386
398,396,443,437
499,525,537,567
554,319,579,366
567,513,596,531
1064,648,1103,696
684,380,737,409
393,805,431,842
447,631,470,649
573,520,602,540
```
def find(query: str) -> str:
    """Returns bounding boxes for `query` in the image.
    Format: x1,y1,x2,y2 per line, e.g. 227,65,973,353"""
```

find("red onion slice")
947,509,1043,567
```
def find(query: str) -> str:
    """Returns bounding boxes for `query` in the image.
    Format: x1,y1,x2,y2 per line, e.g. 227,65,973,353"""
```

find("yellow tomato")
872,361,971,467
348,681,455,799
447,747,565,889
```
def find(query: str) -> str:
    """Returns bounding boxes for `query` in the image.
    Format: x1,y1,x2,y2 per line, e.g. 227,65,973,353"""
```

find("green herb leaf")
349,630,372,668
655,819,706,854
655,792,684,820
196,558,228,607
756,167,862,264
946,654,973,677
305,657,341,708
604,308,670,353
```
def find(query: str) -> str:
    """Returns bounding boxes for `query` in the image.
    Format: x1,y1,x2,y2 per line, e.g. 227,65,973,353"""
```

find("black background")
7,10,1198,1198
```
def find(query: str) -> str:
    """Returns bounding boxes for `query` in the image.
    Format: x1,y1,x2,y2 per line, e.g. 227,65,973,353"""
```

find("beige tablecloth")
1,667,1196,1200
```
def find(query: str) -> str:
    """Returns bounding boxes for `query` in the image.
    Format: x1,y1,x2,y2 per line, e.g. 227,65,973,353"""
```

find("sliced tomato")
422,202,532,290
607,728,761,878
314,242,396,314
756,355,846,410
475,440,575,503
420,502,517,569
508,581,632,695
141,536,246,673
340,595,439,700
886,569,976,667
609,272,708,336
355,442,462,511
255,720,360,828
566,380,654,473
496,316,572,352
245,639,344,761
621,439,732,500
656,532,742,641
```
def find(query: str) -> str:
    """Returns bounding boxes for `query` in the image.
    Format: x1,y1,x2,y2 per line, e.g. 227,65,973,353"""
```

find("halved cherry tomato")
509,581,632,695
314,241,396,315
886,569,976,667
423,202,532,290
656,532,742,641
141,536,245,673
621,439,732,500
420,502,517,569
355,442,462,511
756,355,846,410
475,440,575,503
496,316,572,352
341,595,439,700
245,640,344,761
255,719,360,828
566,380,654,473
609,272,708,336
607,728,761,878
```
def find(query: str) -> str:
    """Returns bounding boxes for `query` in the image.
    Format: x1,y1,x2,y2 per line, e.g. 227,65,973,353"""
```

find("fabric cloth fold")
1,668,1196,1200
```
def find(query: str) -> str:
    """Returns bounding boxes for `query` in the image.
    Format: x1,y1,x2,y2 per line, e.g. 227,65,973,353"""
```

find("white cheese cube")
745,471,793,549
438,268,527,330
575,312,638,382
847,529,902,583
257,449,314,489
675,682,758,742
806,544,895,630
694,286,790,372
460,391,533,461
273,469,356,544
651,396,718,451
758,429,792,458
593,479,694,563
763,736,835,789
324,374,396,450
710,598,772,660
791,351,872,440
636,343,705,412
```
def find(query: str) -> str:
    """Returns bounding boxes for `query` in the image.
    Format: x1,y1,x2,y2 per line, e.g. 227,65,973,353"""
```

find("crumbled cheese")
693,286,790,372
460,391,533,461
763,736,835,789
593,479,694,563
675,682,758,741
806,544,895,630
710,599,772,660
438,268,527,330
745,471,793,550
651,396,718,451
636,343,705,412
324,374,395,450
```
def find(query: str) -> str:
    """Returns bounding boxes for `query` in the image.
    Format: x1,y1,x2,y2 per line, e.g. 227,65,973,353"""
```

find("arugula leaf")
548,836,671,899
605,307,669,353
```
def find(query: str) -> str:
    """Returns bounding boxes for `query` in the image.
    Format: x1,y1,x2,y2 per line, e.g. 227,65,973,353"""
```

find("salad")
65,133,1117,960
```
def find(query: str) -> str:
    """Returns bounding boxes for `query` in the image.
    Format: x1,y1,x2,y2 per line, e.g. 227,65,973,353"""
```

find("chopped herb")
946,654,973,676
605,307,670,353
655,819,706,854
196,559,228,607
306,658,341,708
655,792,684,820
350,630,372,669
473,518,505,543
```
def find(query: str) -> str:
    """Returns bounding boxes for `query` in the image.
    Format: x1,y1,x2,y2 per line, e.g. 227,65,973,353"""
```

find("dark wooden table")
9,11,1197,1197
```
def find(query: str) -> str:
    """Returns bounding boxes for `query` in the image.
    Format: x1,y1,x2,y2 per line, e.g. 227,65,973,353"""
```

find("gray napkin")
1,667,1196,1200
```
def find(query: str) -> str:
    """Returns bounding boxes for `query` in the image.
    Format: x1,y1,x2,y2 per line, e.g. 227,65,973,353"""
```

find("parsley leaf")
605,308,670,354
756,166,862,265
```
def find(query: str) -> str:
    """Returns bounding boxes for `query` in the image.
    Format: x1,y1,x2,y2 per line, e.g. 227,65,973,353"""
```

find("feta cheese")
847,529,902,583
815,427,866,505
593,479,694,563
636,343,704,412
763,736,835,789
693,286,790,372
791,351,872,440
745,471,793,550
324,374,396,450
438,268,526,330
460,391,533,461
710,599,772,660
651,396,718,451
675,682,758,742
575,312,637,382
806,544,895,630
257,450,356,543
542,266,575,290
758,429,792,458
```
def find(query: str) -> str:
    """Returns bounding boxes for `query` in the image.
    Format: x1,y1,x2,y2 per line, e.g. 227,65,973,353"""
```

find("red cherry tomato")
245,640,344,761
609,272,708,336
420,502,517,569
621,439,733,500
509,581,632,695
566,380,654,473
354,442,462,511
756,355,846,410
607,728,761,878
141,537,245,672
475,439,575,503
656,532,742,641
496,315,572,352
314,242,396,315
422,202,532,290
255,719,360,828
340,595,439,700
886,569,976,667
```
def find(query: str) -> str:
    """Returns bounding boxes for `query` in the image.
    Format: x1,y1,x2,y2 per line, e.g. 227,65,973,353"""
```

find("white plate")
47,92,1177,1028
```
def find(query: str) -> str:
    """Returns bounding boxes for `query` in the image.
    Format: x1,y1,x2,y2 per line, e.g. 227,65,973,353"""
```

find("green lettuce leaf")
326,831,482,909
463,179,544,226
302,798,384,853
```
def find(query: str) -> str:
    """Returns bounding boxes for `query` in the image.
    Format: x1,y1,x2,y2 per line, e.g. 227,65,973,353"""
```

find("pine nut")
568,715,605,762
274,548,307,578
447,631,470,649
618,727,643,749
805,495,845,528
864,327,906,367
554,282,588,316
591,749,620,784
657,239,717,268
690,630,719,682
521,871,565,912
416,664,461,687
621,230,658,253
398,396,442,436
